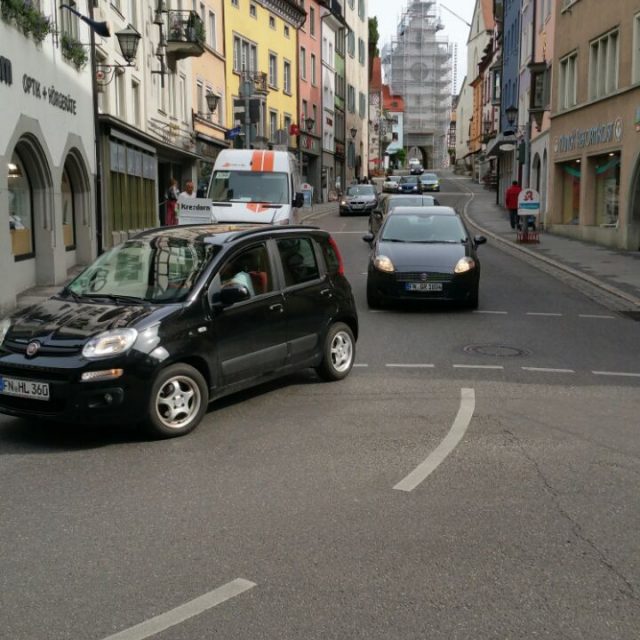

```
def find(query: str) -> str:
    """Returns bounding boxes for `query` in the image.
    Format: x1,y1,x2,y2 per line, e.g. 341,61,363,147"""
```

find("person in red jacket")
505,180,522,230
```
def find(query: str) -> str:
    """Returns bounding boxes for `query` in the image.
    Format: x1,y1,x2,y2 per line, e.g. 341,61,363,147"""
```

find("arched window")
61,166,76,250
8,151,34,259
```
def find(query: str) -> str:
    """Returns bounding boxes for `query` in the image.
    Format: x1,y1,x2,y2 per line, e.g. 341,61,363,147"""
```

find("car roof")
132,224,325,246
388,206,458,216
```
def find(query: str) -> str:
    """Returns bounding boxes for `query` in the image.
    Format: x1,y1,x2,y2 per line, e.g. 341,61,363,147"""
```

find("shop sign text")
554,118,623,153
23,74,77,115
0,55,12,87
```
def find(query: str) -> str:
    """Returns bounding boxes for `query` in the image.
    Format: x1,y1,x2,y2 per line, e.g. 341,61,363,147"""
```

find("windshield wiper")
382,238,406,243
59,288,84,302
81,293,149,304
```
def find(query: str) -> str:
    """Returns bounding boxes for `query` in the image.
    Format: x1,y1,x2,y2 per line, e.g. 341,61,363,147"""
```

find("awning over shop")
385,141,403,155
485,132,518,157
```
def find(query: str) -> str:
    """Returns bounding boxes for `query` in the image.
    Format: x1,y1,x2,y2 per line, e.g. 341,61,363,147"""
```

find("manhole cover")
463,344,530,357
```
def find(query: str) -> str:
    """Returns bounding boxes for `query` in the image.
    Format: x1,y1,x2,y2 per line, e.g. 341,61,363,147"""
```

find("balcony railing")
242,71,268,95
166,10,205,60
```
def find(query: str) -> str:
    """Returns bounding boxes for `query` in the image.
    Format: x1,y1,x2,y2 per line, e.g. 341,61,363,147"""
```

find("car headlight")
373,255,395,273
454,257,476,274
82,328,138,359
0,317,10,346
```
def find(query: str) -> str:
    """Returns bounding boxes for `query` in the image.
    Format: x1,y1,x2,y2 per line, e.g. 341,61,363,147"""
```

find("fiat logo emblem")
26,341,41,357
420,273,428,281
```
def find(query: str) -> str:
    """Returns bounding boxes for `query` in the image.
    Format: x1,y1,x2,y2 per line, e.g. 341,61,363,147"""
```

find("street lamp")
305,117,315,133
350,127,357,138
205,92,220,113
505,105,518,128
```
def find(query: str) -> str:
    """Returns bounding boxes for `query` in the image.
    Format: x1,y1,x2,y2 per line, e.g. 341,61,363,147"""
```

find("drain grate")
463,344,530,357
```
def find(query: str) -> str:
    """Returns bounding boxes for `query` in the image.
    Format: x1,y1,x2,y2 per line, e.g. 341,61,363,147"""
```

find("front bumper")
340,204,377,215
422,185,440,192
0,351,155,423
367,268,478,303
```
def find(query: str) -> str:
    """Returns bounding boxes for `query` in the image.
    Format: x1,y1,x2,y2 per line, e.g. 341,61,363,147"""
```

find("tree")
368,17,379,80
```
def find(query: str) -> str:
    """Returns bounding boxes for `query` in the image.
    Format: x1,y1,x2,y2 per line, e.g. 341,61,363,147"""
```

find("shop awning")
385,141,403,155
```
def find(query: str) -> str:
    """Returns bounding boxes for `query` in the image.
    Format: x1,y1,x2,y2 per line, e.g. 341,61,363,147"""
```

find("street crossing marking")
394,388,476,492
99,579,256,640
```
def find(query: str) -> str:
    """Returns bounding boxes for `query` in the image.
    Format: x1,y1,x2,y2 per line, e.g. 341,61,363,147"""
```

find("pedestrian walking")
179,180,197,199
505,180,522,230
164,178,179,226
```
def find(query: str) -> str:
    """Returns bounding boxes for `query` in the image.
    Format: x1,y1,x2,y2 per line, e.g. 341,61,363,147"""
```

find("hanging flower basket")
61,33,88,70
1,0,51,43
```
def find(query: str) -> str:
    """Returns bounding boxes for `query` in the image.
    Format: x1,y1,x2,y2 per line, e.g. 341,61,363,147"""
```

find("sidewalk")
458,176,640,313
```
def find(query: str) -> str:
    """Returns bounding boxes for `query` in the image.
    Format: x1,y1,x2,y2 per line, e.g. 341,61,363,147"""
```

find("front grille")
0,364,74,382
4,339,82,357
395,272,452,283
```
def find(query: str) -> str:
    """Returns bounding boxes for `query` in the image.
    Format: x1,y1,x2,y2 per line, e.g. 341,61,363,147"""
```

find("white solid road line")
579,314,616,319
473,310,508,314
526,312,563,316
386,363,435,368
353,363,369,368
592,370,640,378
522,367,575,373
100,579,256,640
394,388,476,492
453,364,504,370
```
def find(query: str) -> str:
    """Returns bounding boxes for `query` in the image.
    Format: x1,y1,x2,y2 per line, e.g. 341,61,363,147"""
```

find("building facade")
298,0,323,200
223,0,305,151
344,0,368,181
1,0,95,314
548,0,640,250
321,2,340,199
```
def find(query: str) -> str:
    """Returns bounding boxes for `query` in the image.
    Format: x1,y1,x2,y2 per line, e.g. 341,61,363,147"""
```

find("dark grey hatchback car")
0,225,358,438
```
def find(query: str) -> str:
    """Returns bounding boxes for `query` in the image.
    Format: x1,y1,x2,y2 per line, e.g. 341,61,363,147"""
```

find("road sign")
226,126,242,139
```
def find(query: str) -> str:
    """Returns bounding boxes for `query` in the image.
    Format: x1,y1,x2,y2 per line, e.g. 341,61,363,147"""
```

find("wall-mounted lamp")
350,127,357,139
206,92,220,113
95,25,142,85
305,117,315,132
8,163,23,179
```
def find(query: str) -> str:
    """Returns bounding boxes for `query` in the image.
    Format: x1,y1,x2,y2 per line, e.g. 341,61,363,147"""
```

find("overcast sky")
368,0,475,94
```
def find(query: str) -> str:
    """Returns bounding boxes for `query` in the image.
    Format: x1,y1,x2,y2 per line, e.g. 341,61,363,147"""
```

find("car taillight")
328,235,345,276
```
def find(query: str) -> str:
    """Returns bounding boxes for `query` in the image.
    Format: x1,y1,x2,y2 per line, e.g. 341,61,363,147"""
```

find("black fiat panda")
0,225,358,438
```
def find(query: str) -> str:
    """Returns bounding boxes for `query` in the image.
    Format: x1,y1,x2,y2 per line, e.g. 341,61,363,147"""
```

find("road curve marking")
394,388,475,492
99,579,256,640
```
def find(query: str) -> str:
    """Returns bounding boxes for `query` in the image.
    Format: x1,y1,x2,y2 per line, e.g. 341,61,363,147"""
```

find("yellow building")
223,0,306,149
191,0,229,194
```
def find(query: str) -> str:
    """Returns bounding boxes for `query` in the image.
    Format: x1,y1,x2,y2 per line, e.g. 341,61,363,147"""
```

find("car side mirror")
474,235,487,245
219,284,251,305
293,192,304,208
362,232,375,244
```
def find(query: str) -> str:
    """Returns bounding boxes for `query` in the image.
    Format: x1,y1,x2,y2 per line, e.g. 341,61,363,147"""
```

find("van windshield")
208,171,289,205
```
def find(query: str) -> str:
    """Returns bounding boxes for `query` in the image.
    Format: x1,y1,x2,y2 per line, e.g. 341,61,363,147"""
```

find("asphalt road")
1,176,639,639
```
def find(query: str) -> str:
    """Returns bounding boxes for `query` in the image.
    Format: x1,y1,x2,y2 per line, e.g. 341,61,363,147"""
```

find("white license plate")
406,282,443,292
0,376,50,401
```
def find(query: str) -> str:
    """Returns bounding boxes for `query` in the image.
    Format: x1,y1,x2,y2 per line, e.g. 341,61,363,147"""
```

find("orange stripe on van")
251,150,264,172
262,151,275,172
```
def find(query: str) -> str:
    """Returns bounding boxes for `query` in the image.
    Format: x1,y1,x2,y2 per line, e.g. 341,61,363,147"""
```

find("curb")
457,181,640,309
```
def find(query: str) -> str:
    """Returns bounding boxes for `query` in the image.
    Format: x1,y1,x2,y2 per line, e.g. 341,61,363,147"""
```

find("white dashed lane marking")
579,314,616,319
386,363,435,368
592,371,640,378
526,312,563,317
473,310,508,315
521,367,575,373
453,364,504,370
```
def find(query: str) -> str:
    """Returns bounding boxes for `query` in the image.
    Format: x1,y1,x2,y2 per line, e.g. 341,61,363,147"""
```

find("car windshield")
386,176,401,182
400,176,418,184
66,237,219,303
346,185,376,196
208,170,289,205
423,174,438,181
381,214,467,243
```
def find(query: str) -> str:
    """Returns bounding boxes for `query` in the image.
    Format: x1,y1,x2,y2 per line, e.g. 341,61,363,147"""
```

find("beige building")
548,0,640,250
190,0,229,195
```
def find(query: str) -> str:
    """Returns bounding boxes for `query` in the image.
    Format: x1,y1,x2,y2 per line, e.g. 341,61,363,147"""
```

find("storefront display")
593,152,620,227
560,160,580,225
8,152,33,257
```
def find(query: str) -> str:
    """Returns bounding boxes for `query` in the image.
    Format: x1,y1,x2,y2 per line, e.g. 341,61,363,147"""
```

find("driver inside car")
221,260,255,297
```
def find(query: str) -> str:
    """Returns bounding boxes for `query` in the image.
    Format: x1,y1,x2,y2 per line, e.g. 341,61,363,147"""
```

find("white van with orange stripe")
205,149,304,225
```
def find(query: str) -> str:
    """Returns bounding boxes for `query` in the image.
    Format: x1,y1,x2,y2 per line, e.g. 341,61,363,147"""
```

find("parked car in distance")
397,175,422,194
339,184,378,216
420,173,440,192
369,194,440,234
0,225,358,438
362,206,486,309
382,175,402,193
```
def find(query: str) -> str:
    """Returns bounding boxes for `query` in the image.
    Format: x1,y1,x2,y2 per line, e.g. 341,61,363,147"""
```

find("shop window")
560,160,581,225
8,152,34,259
61,167,76,250
593,152,620,226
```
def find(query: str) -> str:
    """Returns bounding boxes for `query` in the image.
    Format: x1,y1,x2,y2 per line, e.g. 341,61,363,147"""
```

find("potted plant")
1,0,51,43
61,33,88,69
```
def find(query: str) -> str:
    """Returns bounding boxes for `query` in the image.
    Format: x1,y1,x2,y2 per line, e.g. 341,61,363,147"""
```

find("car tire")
145,363,209,438
316,322,355,381
466,287,479,310
366,284,385,309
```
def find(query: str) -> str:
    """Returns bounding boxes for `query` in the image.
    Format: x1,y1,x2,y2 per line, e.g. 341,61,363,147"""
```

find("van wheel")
316,322,355,381
145,364,208,438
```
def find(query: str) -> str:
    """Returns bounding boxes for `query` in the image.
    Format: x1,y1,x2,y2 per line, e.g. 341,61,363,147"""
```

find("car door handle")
269,303,284,312
320,288,332,297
